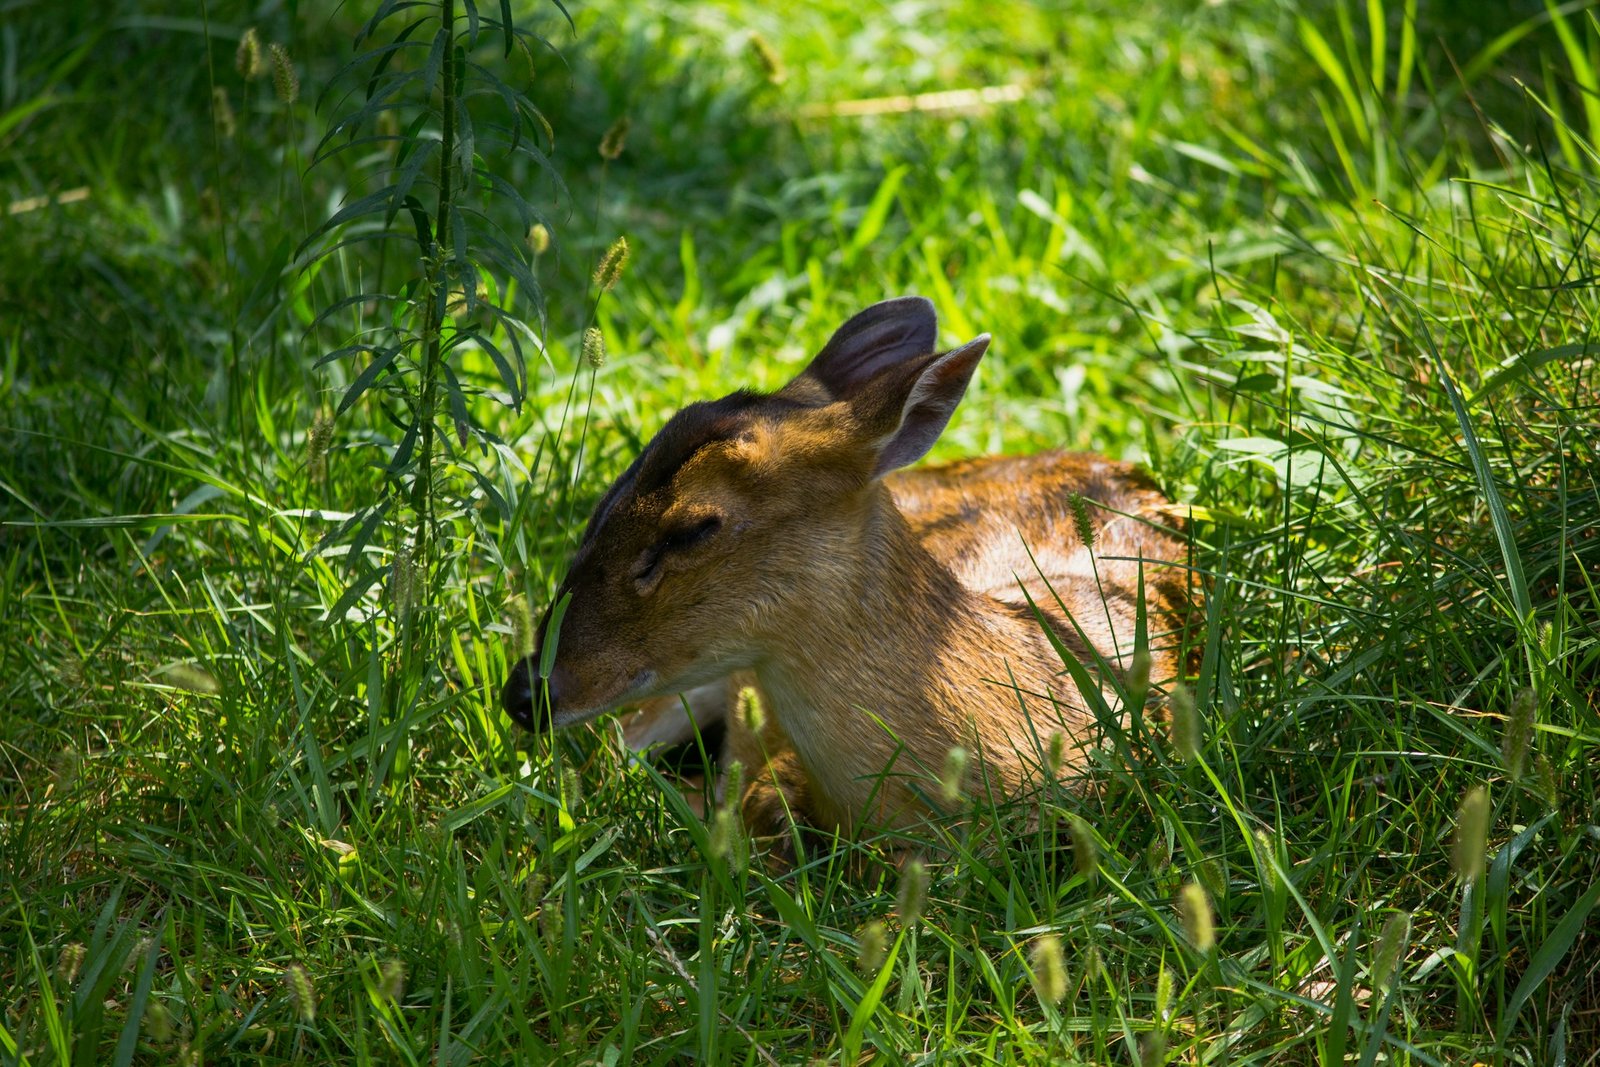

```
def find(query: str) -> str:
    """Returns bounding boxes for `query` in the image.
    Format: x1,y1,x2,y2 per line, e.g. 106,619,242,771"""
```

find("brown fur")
715,450,1188,835
506,298,1192,843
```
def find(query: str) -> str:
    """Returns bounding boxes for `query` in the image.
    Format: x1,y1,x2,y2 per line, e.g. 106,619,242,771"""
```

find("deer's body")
722,451,1184,833
505,299,1190,842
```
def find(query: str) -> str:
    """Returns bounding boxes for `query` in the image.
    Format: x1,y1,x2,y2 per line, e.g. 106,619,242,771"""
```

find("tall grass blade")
1419,318,1535,642
1495,878,1600,1047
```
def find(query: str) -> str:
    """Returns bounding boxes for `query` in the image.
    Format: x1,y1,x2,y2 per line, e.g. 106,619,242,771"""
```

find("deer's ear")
791,297,939,400
871,334,990,477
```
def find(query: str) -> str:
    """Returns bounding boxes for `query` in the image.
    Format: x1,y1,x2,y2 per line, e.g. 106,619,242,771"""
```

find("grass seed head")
709,807,744,870
721,760,745,813
236,28,262,79
284,962,315,1023
1452,784,1490,885
857,921,888,974
1030,935,1068,1005
1170,684,1200,762
124,936,157,972
508,594,534,658
526,222,551,255
165,663,220,695
306,409,334,481
57,942,85,987
539,892,563,949
593,236,629,293
1068,492,1095,550
1046,731,1065,775
49,748,79,790
1371,911,1411,992
1178,881,1215,952
269,43,298,105
1069,815,1098,880
524,871,548,913
1253,828,1280,892
747,32,787,84
1536,754,1558,809
897,858,929,927
1501,687,1536,780
1147,833,1170,871
211,88,236,139
1083,943,1103,982
738,685,765,733
1125,648,1151,709
378,959,405,1003
599,116,630,160
582,326,606,369
940,745,968,803
1155,962,1173,1021
145,1001,175,1042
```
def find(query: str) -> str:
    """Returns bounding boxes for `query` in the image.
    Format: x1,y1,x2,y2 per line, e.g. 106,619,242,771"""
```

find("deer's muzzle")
502,655,565,733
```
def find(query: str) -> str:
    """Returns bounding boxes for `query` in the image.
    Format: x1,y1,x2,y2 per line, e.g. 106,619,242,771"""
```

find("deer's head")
503,297,990,732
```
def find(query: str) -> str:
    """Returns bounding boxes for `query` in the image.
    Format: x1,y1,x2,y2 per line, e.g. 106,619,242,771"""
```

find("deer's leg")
720,677,822,864
621,674,823,861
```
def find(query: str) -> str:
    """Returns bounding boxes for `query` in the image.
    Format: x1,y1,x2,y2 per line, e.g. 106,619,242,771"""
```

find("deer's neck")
750,487,1088,828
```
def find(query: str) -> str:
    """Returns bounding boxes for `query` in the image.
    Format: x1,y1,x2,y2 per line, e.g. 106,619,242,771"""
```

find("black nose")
502,656,556,733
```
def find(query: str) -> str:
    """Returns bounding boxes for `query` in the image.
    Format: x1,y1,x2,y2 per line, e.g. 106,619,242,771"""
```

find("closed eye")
634,516,723,581
663,515,722,552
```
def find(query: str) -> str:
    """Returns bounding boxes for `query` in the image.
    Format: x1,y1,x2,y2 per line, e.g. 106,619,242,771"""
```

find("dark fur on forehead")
577,390,809,552
635,390,804,494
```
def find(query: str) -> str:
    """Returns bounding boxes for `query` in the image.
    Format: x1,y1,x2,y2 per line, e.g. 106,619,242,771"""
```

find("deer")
503,297,1191,846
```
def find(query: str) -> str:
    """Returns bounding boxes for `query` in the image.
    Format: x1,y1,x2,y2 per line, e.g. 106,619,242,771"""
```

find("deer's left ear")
789,297,940,401
870,334,990,476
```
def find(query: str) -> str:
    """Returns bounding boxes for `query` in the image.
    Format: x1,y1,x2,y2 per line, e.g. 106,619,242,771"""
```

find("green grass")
2,0,1598,1063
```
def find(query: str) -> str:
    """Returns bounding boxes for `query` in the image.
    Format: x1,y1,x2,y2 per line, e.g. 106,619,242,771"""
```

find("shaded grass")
2,0,1598,1064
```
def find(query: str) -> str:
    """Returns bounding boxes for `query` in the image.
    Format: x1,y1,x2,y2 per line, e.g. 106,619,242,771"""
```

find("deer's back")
888,451,1189,672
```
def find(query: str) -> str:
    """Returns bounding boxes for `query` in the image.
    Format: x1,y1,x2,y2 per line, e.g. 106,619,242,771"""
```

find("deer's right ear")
869,333,990,476
790,297,939,401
